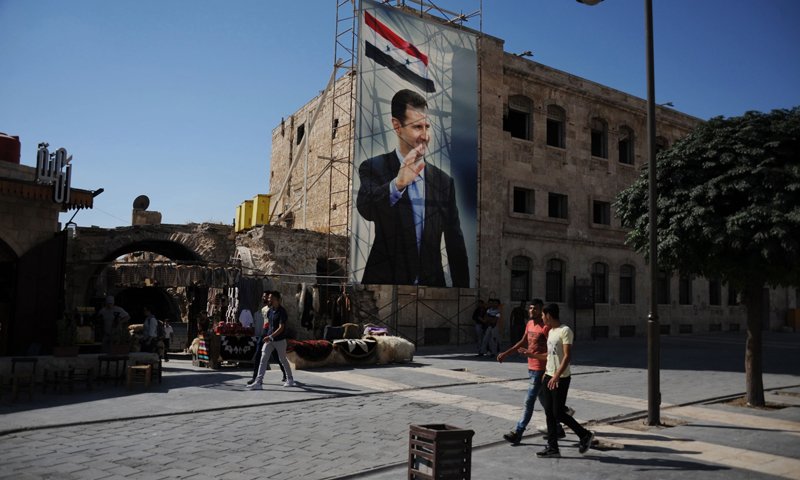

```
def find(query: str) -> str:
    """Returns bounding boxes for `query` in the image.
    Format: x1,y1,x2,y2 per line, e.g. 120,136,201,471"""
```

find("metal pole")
645,0,661,426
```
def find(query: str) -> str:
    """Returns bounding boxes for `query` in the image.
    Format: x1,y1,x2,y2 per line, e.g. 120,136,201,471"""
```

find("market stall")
192,323,257,369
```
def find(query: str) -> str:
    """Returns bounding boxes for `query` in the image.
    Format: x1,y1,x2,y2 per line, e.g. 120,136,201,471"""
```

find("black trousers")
539,375,589,449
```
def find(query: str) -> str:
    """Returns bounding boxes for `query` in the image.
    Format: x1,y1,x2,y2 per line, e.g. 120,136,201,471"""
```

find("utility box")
251,193,271,226
409,424,474,480
234,204,245,232
236,200,254,232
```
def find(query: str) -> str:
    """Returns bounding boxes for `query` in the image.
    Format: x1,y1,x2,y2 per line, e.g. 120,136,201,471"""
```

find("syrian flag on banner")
363,10,436,93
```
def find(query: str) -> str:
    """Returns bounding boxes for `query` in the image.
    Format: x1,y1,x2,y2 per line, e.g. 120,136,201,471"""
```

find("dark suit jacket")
357,152,470,287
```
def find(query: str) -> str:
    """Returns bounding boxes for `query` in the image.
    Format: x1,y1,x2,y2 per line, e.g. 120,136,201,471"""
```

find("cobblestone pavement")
1,332,798,480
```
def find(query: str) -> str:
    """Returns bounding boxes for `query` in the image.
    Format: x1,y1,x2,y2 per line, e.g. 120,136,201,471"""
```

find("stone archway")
64,223,235,315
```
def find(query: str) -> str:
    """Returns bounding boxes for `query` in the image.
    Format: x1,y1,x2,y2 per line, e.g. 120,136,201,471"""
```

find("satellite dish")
133,195,150,210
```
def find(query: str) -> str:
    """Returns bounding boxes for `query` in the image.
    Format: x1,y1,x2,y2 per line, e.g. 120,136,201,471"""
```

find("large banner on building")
351,0,478,288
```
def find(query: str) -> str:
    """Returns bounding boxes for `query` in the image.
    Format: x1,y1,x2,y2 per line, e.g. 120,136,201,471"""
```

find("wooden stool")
10,358,38,402
126,364,152,389
97,355,129,386
135,360,162,384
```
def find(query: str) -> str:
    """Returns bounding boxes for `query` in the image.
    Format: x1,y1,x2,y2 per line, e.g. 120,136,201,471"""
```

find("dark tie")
408,178,424,251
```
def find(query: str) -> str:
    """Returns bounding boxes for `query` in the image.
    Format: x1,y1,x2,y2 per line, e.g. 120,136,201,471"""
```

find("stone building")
0,135,96,355
269,16,795,343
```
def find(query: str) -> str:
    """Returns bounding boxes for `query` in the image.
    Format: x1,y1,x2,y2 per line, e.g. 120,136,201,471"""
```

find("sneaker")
281,377,287,383
246,382,262,390
543,426,566,440
246,379,256,386
283,379,296,387
578,431,595,454
502,430,522,444
536,447,560,458
565,405,576,417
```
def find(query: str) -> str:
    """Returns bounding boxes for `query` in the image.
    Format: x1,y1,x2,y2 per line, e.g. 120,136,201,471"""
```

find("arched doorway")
85,240,207,344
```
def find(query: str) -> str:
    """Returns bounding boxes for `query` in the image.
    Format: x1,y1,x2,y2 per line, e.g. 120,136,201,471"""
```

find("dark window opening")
592,262,608,303
545,259,564,302
504,108,531,140
296,124,305,145
546,105,566,148
548,192,568,219
591,118,608,158
618,127,634,164
679,276,692,305
513,187,534,214
593,200,611,225
657,270,671,305
510,256,531,301
619,265,635,304
709,278,721,306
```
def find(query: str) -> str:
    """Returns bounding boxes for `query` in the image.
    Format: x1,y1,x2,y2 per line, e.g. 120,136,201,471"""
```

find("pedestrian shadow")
279,381,362,395
223,381,362,396
590,455,730,472
683,422,799,434
596,430,691,442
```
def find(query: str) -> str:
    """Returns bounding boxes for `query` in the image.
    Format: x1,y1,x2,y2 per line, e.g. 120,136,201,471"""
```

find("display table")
192,334,258,369
219,334,258,362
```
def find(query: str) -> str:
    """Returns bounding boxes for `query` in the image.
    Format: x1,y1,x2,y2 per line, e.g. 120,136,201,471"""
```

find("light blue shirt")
388,149,425,251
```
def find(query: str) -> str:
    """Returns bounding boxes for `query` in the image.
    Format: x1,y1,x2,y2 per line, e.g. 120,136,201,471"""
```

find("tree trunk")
743,281,765,407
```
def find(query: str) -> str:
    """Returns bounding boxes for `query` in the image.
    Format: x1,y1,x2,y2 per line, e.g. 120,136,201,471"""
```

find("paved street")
1,331,798,480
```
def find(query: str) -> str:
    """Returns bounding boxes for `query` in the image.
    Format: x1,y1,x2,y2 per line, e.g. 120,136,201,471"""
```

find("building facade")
0,136,96,355
269,23,796,342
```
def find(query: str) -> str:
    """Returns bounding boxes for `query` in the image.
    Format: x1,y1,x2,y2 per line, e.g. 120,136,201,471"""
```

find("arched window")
618,126,634,165
619,264,635,304
546,105,566,148
504,95,533,141
679,275,693,305
590,117,608,159
657,270,671,305
545,259,564,302
510,256,531,301
592,262,608,303
709,278,721,306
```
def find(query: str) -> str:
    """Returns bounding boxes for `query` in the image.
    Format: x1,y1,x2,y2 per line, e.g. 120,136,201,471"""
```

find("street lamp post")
578,0,660,425
644,0,661,427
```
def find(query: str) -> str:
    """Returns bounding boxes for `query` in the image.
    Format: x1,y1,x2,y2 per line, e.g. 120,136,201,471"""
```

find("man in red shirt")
497,298,563,444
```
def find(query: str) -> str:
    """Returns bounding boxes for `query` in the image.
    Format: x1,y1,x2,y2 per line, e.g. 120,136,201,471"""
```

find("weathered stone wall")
269,75,353,235
235,224,351,340
0,163,61,258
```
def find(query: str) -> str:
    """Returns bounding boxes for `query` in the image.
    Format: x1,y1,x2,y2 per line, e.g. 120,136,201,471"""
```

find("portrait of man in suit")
356,89,470,287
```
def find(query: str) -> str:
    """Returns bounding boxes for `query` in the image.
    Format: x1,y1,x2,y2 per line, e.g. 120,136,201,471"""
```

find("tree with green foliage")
615,107,800,407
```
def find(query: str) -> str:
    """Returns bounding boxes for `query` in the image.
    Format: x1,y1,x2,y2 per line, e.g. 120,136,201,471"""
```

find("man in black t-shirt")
247,291,296,389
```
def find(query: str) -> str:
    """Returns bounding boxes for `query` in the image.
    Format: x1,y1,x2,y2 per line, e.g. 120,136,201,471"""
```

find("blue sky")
1,0,798,229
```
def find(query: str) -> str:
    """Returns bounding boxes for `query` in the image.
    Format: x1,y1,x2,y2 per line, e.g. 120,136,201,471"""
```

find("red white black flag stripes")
363,10,436,93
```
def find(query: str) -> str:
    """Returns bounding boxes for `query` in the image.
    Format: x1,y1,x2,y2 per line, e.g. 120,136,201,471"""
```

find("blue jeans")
516,369,544,433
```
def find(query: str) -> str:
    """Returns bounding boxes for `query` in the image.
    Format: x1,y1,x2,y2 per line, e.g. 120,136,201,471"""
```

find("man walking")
537,303,594,457
247,291,295,389
498,299,550,444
